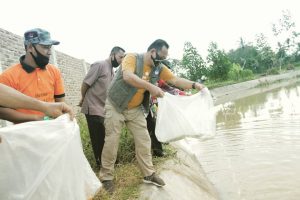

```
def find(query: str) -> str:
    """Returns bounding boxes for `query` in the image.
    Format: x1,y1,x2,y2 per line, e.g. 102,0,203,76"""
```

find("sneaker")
153,150,165,157
143,173,165,187
102,180,114,194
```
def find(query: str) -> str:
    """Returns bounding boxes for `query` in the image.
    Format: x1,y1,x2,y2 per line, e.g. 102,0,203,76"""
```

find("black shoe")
143,173,165,187
102,180,114,194
153,150,165,157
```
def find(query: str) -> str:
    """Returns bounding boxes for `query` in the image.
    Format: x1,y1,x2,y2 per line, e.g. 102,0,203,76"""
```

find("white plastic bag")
155,88,216,142
0,114,101,200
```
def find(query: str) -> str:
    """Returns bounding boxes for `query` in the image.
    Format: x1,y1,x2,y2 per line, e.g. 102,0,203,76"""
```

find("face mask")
111,55,120,68
30,45,49,69
151,52,162,67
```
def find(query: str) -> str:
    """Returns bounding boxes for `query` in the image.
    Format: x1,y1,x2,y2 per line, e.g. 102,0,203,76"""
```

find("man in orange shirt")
99,39,205,193
0,28,65,123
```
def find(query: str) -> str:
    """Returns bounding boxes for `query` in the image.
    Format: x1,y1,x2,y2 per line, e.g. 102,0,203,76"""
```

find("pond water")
180,82,300,200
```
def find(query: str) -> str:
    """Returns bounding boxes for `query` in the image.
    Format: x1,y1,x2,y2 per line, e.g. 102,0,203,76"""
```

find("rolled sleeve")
122,54,136,73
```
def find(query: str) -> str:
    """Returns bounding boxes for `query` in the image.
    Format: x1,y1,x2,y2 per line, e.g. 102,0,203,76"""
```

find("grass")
205,65,300,89
93,163,142,200
77,115,176,200
205,75,256,89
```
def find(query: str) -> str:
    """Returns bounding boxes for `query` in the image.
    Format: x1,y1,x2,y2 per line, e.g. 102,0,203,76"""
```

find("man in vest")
99,39,204,193
79,46,125,169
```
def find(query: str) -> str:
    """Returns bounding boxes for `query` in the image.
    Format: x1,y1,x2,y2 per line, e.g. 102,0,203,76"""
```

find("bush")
286,63,295,70
117,128,136,164
77,115,98,169
241,69,254,80
228,63,242,81
77,115,136,169
266,68,280,75
227,64,253,81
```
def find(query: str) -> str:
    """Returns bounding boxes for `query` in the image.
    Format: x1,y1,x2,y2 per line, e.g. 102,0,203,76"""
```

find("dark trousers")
85,114,105,167
146,113,163,154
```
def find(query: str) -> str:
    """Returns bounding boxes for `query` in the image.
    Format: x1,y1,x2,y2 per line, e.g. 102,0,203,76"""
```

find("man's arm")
167,77,205,91
78,82,90,107
123,70,164,97
0,83,74,120
0,107,43,123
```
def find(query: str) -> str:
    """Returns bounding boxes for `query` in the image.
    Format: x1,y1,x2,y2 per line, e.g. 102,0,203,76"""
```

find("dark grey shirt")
81,59,113,117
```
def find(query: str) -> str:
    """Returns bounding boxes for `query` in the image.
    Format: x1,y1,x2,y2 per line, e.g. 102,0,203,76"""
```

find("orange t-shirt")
122,53,175,109
0,62,65,115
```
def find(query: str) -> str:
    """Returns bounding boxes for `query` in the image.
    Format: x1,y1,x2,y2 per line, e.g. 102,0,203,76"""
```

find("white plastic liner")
155,88,216,142
0,114,101,200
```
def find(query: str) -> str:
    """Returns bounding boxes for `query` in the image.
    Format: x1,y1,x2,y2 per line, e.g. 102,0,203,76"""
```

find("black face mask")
111,55,120,68
30,45,50,69
151,52,162,67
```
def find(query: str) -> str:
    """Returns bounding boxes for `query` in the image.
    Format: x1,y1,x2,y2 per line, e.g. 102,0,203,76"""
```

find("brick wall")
0,28,90,126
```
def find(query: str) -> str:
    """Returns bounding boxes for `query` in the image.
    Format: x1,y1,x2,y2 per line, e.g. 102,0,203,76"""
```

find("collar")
20,55,36,73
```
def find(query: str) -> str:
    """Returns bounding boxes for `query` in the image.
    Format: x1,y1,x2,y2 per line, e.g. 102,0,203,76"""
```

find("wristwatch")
192,82,196,89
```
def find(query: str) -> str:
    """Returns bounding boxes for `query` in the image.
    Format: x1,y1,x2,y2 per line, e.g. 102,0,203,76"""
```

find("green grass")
205,75,256,89
205,65,300,89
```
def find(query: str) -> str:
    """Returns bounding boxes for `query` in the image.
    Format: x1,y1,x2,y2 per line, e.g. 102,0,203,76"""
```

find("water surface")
181,82,300,200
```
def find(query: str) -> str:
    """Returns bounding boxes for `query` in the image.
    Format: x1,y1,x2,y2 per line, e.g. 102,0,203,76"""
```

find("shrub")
117,128,136,164
77,115,136,169
241,69,254,80
228,63,242,81
286,63,295,70
266,68,280,75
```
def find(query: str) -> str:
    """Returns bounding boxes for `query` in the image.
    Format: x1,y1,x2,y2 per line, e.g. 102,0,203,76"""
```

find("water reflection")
183,83,300,200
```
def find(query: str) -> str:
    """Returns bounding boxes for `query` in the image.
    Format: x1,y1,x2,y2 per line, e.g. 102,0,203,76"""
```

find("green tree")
255,33,276,71
228,39,260,73
207,42,232,80
169,59,181,76
272,10,300,68
180,42,207,81
294,43,300,62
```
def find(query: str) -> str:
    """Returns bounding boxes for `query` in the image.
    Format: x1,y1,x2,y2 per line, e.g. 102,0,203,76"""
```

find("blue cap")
24,28,60,46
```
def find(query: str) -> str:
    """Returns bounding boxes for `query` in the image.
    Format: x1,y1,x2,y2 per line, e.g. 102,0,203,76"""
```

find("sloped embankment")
138,146,219,200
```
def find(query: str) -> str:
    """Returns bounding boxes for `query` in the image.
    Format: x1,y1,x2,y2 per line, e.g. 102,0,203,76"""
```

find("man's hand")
148,84,165,98
44,102,74,120
78,98,83,107
195,82,205,91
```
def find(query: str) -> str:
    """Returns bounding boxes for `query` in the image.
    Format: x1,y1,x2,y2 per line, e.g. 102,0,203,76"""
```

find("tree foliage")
255,33,277,71
272,10,300,67
180,42,207,81
207,42,232,80
228,39,262,73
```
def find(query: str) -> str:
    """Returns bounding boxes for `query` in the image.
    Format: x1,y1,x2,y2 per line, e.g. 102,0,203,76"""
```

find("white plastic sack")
155,88,216,142
0,114,101,200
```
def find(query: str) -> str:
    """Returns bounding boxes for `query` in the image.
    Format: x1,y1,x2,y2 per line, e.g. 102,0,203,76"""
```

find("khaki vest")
107,54,163,113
